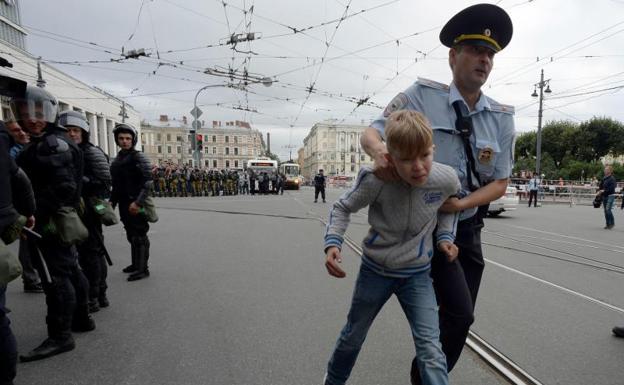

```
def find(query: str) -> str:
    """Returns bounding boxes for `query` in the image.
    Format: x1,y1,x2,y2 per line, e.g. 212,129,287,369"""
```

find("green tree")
540,120,578,167
573,117,624,162
514,131,536,161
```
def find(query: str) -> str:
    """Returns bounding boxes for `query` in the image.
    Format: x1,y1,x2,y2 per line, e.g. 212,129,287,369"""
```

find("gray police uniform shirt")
371,78,516,220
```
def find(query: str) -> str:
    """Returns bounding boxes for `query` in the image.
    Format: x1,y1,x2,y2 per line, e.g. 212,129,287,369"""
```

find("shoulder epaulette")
488,101,515,115
417,77,450,92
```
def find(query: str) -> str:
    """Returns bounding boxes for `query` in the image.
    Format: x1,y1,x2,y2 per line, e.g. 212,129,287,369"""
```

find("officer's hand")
440,197,465,213
372,151,400,182
325,247,346,278
25,215,35,229
438,241,459,262
128,202,141,216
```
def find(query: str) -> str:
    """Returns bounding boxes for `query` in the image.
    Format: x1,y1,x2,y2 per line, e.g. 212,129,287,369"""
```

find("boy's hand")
325,247,346,278
438,241,458,262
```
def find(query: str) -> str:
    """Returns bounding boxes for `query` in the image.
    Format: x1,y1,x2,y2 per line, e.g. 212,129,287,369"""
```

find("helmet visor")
11,99,57,124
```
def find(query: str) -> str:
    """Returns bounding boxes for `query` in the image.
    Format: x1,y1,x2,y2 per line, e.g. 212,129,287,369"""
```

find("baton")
21,227,52,284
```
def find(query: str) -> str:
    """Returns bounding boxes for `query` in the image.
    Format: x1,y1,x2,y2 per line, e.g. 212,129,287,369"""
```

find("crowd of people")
150,163,287,197
1,84,153,384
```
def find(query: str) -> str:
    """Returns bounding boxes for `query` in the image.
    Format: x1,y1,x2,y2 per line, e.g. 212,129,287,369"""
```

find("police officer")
360,4,515,383
13,86,95,362
61,110,112,312
110,123,153,281
1,121,36,385
314,169,326,203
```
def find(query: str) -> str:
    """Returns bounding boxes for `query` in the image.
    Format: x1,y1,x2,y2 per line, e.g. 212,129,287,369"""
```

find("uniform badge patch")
478,146,494,165
383,93,408,117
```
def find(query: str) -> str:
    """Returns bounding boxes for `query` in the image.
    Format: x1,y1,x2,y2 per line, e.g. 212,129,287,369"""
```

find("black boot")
72,306,96,332
122,241,137,273
88,299,100,313
98,293,110,308
128,236,150,282
20,337,75,362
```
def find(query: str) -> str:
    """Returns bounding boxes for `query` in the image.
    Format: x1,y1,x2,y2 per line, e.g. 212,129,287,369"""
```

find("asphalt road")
6,187,623,384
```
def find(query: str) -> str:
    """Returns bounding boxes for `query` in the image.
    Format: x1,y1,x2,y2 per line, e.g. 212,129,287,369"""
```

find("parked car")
488,186,519,217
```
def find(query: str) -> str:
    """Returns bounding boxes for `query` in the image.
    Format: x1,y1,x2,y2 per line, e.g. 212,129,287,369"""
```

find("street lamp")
191,77,273,167
531,69,552,177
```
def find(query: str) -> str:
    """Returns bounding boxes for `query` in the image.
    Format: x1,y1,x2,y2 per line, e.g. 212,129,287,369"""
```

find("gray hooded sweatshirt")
324,164,460,277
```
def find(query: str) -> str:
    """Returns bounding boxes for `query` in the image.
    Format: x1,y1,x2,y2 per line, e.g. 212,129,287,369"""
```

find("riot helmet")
10,85,58,136
113,123,138,147
58,110,90,142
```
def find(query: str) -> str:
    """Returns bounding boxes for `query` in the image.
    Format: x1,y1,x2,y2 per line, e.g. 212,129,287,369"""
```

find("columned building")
0,0,140,157
141,117,266,169
302,122,373,180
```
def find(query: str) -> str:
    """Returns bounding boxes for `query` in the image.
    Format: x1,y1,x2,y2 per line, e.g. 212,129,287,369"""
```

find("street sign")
190,106,203,119
192,120,202,130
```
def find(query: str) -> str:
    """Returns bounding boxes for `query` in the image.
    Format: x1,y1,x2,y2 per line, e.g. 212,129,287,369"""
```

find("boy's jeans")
325,263,448,385
604,195,615,227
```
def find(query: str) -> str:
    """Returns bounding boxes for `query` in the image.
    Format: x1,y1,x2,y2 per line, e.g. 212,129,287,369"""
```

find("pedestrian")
314,169,326,203
110,123,153,281
360,4,515,383
61,111,112,312
528,173,539,207
13,86,95,362
1,119,36,385
597,164,616,229
5,119,42,293
323,110,460,385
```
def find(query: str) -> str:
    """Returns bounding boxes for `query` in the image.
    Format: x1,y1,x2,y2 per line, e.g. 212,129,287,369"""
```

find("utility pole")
531,69,552,177
119,101,128,123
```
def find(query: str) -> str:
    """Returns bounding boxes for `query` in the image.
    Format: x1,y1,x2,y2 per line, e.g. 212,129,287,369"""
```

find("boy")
323,110,460,385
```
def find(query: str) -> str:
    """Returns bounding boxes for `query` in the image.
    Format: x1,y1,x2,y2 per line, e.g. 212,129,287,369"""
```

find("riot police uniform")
369,4,515,383
110,123,153,281
13,86,95,362
0,123,35,383
59,111,112,312
314,170,326,203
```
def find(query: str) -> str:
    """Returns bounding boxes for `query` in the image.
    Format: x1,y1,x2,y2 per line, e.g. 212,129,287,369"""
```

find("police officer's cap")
439,3,513,53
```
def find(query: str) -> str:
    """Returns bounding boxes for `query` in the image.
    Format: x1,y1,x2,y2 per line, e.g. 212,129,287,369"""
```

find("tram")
279,161,302,190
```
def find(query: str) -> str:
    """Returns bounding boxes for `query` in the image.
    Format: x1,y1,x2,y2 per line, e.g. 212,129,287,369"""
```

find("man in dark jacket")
12,86,95,362
61,111,112,312
597,165,616,229
1,122,36,385
110,123,153,281
314,169,326,203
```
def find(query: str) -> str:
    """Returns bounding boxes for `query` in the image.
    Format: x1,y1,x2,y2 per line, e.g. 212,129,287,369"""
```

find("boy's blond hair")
385,110,433,159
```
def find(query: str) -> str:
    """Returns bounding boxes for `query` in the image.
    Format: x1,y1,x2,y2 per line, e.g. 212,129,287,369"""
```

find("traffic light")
196,134,203,151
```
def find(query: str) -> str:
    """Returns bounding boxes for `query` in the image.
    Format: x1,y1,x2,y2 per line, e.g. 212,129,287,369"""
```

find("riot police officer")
314,169,326,203
110,123,153,281
13,86,95,362
61,110,112,312
1,121,36,384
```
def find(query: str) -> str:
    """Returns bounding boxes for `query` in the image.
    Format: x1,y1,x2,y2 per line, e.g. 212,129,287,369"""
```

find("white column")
97,115,107,154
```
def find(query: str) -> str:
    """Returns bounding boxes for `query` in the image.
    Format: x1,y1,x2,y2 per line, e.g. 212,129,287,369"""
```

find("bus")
246,158,278,174
279,161,302,190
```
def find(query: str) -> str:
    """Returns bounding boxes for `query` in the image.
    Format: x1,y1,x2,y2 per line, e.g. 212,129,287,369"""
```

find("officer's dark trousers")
29,239,89,341
528,190,538,207
120,203,150,273
315,186,325,201
411,214,484,383
77,210,108,302
0,284,17,385
19,237,41,286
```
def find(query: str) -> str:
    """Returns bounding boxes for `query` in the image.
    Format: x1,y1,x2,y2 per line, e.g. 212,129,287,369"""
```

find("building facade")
302,122,373,180
0,0,140,157
141,117,266,169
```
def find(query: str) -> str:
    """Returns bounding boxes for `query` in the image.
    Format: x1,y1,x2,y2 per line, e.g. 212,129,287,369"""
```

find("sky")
18,0,624,160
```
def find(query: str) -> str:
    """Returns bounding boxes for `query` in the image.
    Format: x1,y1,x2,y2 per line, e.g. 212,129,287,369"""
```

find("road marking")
484,230,624,254
486,258,624,314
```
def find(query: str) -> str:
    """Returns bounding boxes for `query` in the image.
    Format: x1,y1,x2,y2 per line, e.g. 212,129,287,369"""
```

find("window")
188,148,192,154
157,134,161,141
225,147,229,155
361,155,366,161
187,135,191,142
212,147,217,155
157,145,162,154
351,155,356,163
204,160,209,167
331,153,335,160
234,147,239,155
176,135,182,142
167,146,172,154
225,160,230,168
213,160,217,168
340,153,345,160
225,136,229,143
212,135,216,143
351,165,356,172
167,134,171,141
204,147,209,154
234,160,239,168
177,146,182,154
